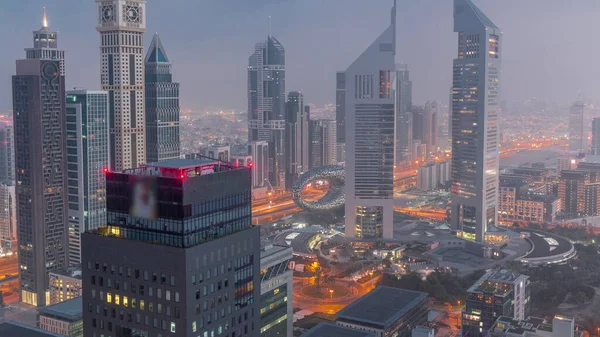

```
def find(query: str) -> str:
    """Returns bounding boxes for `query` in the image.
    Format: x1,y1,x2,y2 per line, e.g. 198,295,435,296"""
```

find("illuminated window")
273,288,279,295
123,296,128,307
171,322,176,333
107,293,112,303
115,294,120,305
140,300,145,311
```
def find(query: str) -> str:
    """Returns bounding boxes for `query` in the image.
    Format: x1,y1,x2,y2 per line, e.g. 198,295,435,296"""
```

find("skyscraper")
568,101,585,154
248,36,286,187
248,141,270,189
450,0,502,243
97,0,147,170
145,33,181,163
309,119,337,169
343,1,396,239
65,90,110,266
412,101,438,158
395,64,412,165
335,71,346,163
0,121,14,183
285,91,309,189
13,10,68,306
0,121,16,249
259,243,293,337
592,117,600,155
82,159,260,337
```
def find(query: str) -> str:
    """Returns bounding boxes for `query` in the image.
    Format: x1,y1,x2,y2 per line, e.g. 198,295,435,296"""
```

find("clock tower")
97,0,147,171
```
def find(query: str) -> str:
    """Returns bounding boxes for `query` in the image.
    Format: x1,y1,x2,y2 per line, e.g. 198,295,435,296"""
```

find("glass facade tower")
450,0,502,243
248,36,286,187
65,90,109,265
343,1,397,239
82,159,261,337
13,13,68,306
145,33,181,163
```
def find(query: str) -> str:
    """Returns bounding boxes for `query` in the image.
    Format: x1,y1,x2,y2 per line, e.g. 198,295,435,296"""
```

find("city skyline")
2,1,600,113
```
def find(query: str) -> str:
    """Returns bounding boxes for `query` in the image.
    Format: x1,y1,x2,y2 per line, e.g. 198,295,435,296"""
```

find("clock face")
41,62,59,80
123,5,141,24
101,5,114,23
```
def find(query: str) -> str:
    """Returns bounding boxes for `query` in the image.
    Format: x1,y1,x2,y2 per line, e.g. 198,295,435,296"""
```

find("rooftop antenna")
42,6,48,28
268,16,272,38
391,0,397,57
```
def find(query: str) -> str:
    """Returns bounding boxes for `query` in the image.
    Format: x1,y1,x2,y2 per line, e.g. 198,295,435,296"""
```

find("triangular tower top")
145,33,170,63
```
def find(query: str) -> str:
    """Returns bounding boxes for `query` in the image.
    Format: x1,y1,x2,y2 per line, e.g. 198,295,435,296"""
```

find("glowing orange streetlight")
329,289,334,298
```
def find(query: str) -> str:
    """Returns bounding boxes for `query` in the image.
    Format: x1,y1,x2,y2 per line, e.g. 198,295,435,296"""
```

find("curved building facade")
292,166,344,212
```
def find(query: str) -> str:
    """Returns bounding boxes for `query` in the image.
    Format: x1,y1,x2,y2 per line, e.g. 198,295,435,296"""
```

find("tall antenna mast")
268,16,272,38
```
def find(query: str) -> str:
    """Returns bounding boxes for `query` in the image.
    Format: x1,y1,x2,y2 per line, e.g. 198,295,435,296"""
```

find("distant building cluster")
417,161,450,191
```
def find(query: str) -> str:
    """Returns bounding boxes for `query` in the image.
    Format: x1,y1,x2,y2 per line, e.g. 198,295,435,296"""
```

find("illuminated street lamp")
329,289,333,298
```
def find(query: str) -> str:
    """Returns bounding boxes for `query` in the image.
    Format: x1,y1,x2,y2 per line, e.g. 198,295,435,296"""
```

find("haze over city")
1,0,600,112
2,0,600,337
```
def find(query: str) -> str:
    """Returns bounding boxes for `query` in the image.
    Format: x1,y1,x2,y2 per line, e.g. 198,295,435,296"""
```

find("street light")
329,289,334,298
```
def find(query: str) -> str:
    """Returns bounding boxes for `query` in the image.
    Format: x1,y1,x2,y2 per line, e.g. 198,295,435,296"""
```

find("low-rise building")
489,315,583,337
48,267,82,305
498,181,559,223
38,297,83,337
412,325,434,337
302,322,375,337
260,243,293,337
335,286,428,337
0,321,64,337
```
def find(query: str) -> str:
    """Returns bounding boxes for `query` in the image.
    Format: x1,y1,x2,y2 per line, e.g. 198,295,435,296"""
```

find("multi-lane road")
252,138,568,224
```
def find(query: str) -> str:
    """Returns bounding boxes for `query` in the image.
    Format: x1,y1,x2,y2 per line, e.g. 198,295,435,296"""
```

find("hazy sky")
1,0,599,112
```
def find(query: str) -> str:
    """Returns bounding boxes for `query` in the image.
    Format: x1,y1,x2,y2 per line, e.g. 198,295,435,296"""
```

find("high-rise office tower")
248,141,269,189
568,101,585,154
285,91,309,189
0,121,16,249
559,170,589,218
82,159,260,337
450,0,502,243
0,121,14,183
65,90,110,266
309,119,337,169
145,33,181,163
412,101,438,158
592,118,600,155
462,269,529,337
395,64,412,165
13,11,68,306
97,0,147,170
343,1,396,239
259,243,293,337
248,35,286,187
335,71,346,163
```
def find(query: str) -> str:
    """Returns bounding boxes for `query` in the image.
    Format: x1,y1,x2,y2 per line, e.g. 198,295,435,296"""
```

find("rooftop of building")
38,297,83,322
335,286,428,328
301,323,375,337
492,315,583,337
0,321,64,337
467,269,527,295
49,266,82,279
116,158,247,179
499,180,528,189
260,241,292,259
516,228,573,259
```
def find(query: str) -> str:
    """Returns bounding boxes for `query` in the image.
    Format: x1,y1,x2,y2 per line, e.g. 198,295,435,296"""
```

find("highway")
252,138,568,224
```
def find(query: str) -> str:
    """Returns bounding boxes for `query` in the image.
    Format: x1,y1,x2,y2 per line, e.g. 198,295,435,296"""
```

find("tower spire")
42,6,48,28
268,16,272,38
391,0,397,57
